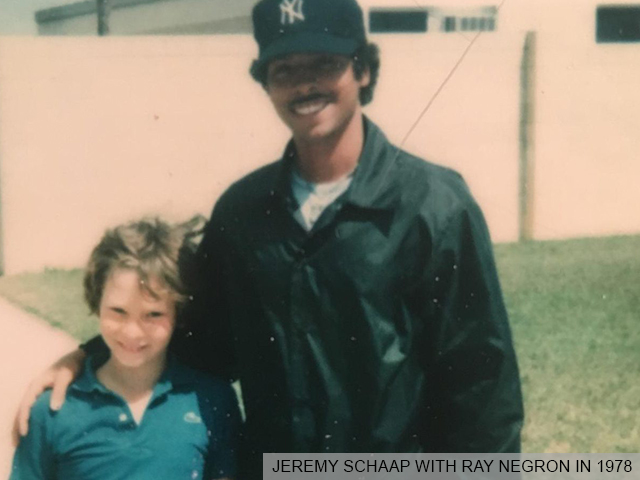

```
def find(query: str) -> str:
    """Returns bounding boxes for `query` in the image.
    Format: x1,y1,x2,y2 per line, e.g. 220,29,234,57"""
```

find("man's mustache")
289,92,336,108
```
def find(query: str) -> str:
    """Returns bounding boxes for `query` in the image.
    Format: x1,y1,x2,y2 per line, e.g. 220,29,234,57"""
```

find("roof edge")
35,0,174,24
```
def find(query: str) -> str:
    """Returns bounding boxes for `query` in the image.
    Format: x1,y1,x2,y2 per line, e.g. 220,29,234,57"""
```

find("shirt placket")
286,200,343,451
105,394,139,449
288,236,315,450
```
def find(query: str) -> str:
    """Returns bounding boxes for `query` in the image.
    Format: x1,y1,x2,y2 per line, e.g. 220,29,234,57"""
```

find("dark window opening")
369,9,428,33
597,6,640,42
443,16,456,32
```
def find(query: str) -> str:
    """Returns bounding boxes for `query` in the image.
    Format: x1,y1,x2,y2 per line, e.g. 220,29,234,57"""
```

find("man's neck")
293,113,365,184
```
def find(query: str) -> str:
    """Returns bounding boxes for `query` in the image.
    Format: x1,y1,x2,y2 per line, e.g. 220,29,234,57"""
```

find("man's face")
265,53,370,142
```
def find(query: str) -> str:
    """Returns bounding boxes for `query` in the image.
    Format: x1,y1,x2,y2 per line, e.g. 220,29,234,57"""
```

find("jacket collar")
343,117,400,211
272,116,400,211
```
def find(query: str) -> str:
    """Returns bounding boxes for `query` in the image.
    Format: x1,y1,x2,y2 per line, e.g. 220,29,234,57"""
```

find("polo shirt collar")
70,353,199,397
272,116,400,212
70,351,111,395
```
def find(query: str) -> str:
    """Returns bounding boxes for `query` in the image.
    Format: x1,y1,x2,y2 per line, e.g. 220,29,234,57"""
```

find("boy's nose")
121,319,145,339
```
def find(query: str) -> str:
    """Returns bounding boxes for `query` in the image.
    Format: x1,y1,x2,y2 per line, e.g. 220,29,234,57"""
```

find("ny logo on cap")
280,0,305,24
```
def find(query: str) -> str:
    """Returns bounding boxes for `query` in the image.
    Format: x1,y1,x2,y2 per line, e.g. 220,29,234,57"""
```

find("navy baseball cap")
252,0,367,68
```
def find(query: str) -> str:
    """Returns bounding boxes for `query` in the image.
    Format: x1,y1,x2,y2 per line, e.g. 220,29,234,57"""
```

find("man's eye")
317,58,346,72
147,311,165,319
319,60,338,71
271,66,292,79
111,307,126,315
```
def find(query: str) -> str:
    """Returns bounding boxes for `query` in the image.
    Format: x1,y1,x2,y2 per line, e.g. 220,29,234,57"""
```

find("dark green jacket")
174,118,523,470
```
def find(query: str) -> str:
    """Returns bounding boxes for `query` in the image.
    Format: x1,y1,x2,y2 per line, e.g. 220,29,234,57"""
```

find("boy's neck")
293,112,365,184
97,355,167,407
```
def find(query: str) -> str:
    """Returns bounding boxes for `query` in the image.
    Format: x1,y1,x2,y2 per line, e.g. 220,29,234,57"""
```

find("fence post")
97,0,111,36
519,31,536,241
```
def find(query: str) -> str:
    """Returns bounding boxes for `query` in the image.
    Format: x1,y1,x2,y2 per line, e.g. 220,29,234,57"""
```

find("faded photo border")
1,0,639,477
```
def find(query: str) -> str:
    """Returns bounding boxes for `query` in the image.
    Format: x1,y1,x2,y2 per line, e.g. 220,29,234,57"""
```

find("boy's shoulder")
31,390,55,422
28,388,88,436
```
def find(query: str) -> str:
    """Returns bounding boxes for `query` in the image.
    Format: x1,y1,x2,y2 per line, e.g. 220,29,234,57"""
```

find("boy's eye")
110,307,126,316
146,311,165,319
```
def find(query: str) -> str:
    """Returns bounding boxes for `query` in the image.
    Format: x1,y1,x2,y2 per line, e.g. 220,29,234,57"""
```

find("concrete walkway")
0,296,77,479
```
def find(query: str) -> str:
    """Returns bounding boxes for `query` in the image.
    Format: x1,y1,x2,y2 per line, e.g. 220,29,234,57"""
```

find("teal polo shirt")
11,354,239,480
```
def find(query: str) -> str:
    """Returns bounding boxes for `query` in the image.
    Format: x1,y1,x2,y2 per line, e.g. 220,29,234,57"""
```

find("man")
17,0,523,475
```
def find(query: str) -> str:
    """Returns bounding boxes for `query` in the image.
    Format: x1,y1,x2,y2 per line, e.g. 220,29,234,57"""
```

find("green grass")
1,235,639,452
494,235,640,453
0,269,97,342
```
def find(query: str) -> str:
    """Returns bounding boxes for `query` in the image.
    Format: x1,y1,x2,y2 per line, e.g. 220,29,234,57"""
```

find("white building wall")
0,37,286,274
368,32,522,244
0,31,523,275
524,0,640,239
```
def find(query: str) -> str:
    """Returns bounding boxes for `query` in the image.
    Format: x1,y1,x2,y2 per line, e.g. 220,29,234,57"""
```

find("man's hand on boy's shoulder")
12,347,86,445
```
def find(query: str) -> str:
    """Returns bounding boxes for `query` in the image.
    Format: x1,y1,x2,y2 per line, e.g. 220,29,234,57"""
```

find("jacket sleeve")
170,205,237,381
203,381,242,480
10,395,56,480
419,192,524,453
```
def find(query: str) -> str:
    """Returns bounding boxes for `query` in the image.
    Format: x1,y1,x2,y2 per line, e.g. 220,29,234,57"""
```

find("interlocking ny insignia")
280,0,305,24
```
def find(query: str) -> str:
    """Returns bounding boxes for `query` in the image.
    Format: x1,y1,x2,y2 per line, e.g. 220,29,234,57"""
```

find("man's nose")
290,66,319,87
290,76,322,98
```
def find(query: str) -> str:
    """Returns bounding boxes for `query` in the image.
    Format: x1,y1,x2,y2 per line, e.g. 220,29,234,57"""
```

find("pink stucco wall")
1,4,639,274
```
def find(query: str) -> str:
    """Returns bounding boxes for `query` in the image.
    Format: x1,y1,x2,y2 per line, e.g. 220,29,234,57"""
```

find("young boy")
10,218,239,480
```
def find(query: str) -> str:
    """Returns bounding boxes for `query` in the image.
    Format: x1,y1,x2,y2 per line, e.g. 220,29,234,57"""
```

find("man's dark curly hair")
250,42,380,106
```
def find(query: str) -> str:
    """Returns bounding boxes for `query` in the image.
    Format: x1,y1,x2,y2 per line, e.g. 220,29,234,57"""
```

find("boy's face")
99,268,176,370
265,53,370,142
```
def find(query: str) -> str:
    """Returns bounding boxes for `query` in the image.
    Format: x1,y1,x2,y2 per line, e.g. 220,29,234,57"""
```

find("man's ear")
355,65,370,88
361,68,371,88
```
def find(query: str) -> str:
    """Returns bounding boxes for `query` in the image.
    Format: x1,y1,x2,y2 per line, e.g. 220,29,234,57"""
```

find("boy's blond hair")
83,216,205,321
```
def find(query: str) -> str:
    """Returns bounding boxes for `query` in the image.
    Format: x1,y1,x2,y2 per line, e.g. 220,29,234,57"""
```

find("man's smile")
289,93,334,116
